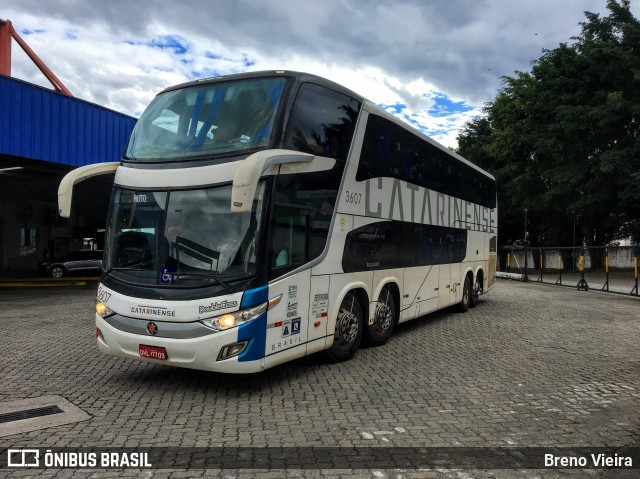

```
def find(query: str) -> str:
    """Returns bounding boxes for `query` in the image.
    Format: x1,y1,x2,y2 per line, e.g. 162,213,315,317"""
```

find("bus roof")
158,70,493,182
159,70,364,103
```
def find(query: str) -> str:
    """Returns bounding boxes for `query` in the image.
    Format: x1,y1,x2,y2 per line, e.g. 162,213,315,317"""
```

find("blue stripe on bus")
240,285,268,309
237,285,269,362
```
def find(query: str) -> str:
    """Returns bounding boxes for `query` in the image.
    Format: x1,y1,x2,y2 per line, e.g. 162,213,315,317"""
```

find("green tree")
458,0,640,246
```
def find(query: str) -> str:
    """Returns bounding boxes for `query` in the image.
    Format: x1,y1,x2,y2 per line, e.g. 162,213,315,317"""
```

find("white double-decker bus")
59,71,497,373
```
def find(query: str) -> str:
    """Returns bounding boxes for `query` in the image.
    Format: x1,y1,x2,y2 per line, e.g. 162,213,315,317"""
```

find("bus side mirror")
231,149,314,213
58,162,119,218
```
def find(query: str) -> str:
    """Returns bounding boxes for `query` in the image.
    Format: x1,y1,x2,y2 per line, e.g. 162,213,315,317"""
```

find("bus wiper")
172,271,230,289
102,266,150,277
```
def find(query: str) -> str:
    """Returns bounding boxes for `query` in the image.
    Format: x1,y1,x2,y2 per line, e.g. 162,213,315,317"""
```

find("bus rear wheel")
470,276,481,308
365,286,395,346
457,276,471,312
326,292,363,363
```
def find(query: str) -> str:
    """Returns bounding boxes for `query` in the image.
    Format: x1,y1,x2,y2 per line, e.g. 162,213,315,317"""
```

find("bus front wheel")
326,292,363,362
365,286,395,346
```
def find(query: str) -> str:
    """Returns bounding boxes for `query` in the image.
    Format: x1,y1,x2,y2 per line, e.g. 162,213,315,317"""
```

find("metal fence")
498,245,639,296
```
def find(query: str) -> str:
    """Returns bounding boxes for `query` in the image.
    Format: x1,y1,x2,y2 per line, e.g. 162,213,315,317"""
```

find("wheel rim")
463,282,469,304
472,281,480,302
52,267,63,278
336,309,358,344
375,303,392,331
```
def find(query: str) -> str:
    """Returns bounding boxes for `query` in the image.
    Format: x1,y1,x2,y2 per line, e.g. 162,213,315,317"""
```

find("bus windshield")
103,183,266,286
125,77,287,160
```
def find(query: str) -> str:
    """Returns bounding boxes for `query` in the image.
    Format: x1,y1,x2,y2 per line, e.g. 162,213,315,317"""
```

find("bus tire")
470,276,481,308
365,286,395,346
457,276,471,312
326,292,363,363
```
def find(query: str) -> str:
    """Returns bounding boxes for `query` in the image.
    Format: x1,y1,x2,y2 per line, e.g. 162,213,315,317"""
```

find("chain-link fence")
498,245,639,296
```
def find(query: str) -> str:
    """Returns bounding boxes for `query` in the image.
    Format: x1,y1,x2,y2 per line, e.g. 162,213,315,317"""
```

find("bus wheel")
457,276,471,312
326,292,363,362
470,277,481,308
365,286,395,346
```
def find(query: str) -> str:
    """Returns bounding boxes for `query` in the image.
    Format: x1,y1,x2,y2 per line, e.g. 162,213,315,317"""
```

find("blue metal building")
0,74,137,272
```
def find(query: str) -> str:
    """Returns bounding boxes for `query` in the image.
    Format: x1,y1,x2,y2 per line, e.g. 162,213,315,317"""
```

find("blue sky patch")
428,93,474,117
190,68,223,79
125,34,190,55
20,28,46,35
242,54,256,68
148,34,189,54
381,102,405,114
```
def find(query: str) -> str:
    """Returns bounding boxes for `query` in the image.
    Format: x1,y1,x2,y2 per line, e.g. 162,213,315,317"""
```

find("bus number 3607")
345,191,362,204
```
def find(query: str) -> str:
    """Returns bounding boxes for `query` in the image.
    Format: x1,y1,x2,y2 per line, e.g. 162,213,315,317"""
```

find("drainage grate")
0,396,90,437
0,405,63,424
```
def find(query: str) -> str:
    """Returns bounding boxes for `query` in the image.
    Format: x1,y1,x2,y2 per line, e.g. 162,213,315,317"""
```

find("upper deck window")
357,114,496,209
125,78,287,161
284,83,360,161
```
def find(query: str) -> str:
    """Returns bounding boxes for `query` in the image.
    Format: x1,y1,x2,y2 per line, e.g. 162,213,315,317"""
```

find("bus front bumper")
95,315,265,374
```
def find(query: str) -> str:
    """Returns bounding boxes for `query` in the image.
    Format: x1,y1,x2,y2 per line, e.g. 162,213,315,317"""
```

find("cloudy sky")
4,0,637,148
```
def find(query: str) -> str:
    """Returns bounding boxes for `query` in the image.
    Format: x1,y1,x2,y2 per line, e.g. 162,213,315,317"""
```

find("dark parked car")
38,250,103,278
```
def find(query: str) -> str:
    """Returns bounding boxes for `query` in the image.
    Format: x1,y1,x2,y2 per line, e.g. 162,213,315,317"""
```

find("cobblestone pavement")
0,280,638,478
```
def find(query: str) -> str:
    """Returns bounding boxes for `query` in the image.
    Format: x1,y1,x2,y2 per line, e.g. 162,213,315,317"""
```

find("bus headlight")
96,302,115,318
200,294,282,331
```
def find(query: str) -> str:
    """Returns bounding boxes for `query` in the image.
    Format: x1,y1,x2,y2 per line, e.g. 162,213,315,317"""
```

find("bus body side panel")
416,264,440,319
263,270,311,370
307,274,331,354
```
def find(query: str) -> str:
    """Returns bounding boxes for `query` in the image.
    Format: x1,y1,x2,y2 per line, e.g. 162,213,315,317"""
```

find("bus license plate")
139,345,167,360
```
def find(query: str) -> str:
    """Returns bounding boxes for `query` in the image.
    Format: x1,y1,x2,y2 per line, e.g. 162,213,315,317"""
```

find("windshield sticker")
160,266,175,285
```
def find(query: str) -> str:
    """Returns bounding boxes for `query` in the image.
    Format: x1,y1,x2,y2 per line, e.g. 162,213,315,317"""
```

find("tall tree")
458,0,640,246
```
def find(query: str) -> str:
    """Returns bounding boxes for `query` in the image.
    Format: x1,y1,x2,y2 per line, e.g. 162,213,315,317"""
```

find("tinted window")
342,221,468,272
357,114,496,209
284,83,360,160
268,165,343,275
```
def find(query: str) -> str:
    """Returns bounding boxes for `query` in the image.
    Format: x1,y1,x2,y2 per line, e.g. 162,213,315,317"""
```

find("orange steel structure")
0,18,73,96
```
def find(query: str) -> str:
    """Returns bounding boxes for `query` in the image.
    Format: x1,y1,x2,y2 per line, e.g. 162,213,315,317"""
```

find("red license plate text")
139,344,167,360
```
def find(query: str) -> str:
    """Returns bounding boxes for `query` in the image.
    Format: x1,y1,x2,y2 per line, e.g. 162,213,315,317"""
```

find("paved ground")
0,280,638,478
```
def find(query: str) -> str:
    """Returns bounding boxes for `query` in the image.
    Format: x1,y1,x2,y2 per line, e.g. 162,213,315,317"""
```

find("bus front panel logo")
146,322,158,335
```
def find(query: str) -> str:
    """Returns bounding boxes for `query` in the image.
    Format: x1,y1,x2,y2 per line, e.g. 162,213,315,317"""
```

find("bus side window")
283,83,360,161
268,170,338,276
